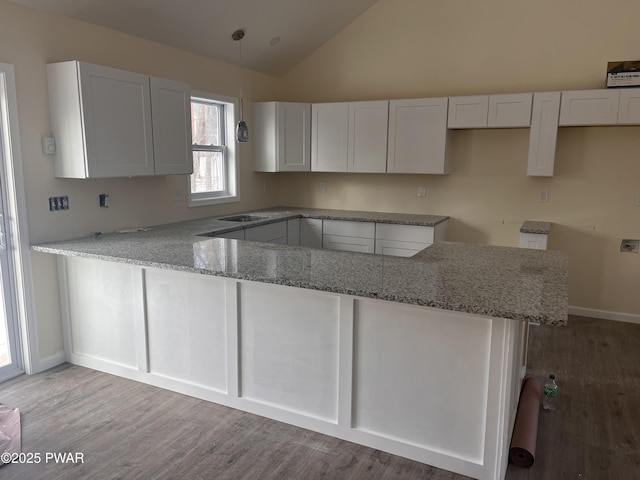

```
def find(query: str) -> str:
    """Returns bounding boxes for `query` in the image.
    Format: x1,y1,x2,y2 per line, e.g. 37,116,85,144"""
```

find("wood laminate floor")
1,315,639,480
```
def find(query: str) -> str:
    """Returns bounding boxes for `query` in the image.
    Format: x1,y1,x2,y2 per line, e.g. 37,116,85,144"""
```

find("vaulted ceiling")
11,0,379,77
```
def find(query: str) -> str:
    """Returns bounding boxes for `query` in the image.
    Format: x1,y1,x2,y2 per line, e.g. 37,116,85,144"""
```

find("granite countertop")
32,207,568,326
520,221,552,234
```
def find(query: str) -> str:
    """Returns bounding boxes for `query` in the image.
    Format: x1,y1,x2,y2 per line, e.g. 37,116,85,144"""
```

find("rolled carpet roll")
509,375,543,467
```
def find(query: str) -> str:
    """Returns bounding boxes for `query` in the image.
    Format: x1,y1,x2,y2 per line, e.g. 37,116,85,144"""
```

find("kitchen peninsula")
32,207,568,480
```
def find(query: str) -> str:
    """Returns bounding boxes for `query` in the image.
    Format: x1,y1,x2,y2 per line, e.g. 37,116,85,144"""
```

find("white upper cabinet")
527,92,561,177
447,95,489,128
312,101,388,173
253,102,311,172
150,77,193,175
617,88,640,124
312,102,349,172
449,94,532,128
559,90,620,126
348,101,389,173
47,61,192,178
487,93,533,127
387,98,450,174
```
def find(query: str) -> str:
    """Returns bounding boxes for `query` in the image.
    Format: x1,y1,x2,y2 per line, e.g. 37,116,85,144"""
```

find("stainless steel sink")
218,214,269,222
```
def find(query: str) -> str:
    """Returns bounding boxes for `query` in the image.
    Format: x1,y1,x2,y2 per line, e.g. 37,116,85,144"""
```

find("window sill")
188,194,240,208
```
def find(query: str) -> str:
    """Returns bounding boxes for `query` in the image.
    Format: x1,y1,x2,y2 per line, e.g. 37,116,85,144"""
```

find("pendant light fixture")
232,28,249,143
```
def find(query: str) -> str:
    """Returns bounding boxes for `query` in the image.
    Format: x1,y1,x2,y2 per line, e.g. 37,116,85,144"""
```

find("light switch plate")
539,189,549,202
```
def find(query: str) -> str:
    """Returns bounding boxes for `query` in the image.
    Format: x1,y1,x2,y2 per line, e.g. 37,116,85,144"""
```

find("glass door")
0,69,22,382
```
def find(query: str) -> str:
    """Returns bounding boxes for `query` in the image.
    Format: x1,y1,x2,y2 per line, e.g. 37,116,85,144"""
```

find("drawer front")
374,239,431,257
245,221,287,242
375,223,435,244
323,219,375,238
519,233,548,250
323,234,375,253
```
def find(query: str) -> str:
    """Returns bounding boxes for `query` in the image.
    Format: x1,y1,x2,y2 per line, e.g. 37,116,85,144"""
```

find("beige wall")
0,0,280,360
275,0,640,316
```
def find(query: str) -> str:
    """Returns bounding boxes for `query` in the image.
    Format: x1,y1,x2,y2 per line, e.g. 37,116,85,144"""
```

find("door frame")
0,63,38,379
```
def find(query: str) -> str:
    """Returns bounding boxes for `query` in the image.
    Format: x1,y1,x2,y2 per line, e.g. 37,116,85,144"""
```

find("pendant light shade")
232,28,249,143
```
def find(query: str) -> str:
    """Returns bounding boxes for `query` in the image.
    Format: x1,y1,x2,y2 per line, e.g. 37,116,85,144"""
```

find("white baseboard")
34,351,66,373
569,306,640,325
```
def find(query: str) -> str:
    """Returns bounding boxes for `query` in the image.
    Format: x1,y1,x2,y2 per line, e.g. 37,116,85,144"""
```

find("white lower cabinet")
519,233,548,250
375,221,448,257
244,221,288,244
213,229,245,240
322,220,375,253
57,254,523,480
287,219,301,246
387,98,449,174
300,218,323,248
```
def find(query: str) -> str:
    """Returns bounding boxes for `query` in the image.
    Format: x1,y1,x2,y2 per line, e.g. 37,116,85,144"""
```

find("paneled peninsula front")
32,207,568,480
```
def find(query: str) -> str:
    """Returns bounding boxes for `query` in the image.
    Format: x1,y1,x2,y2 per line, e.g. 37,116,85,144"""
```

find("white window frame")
188,91,240,207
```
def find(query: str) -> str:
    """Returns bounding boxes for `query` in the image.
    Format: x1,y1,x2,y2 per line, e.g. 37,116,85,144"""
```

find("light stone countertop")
520,221,552,234
31,207,568,326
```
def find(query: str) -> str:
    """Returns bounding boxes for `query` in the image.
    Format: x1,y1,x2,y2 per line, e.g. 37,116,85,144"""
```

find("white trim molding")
0,63,39,375
569,306,640,325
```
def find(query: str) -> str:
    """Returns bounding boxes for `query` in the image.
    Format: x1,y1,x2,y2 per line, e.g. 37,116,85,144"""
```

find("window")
189,92,239,206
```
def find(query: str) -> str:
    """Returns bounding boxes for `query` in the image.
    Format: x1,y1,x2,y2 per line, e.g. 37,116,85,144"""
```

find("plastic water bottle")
543,374,558,410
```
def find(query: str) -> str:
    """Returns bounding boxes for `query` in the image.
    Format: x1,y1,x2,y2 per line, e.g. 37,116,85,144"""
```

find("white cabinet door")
213,229,245,240
447,95,489,128
300,218,323,248
311,103,349,172
374,223,440,257
322,220,375,253
150,77,193,175
519,233,548,250
287,219,301,246
48,61,192,178
245,221,288,244
253,102,311,172
559,90,620,126
348,101,389,173
76,62,155,178
527,92,561,177
618,88,640,124
387,98,449,174
487,93,533,127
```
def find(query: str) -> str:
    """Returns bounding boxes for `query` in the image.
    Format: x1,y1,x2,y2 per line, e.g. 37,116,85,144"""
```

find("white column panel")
353,299,492,463
64,257,142,368
238,282,340,422
145,268,227,392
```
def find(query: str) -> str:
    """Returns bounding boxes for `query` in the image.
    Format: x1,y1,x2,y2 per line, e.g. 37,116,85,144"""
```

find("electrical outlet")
620,239,639,253
539,189,549,202
418,186,426,198
319,182,326,193
173,188,184,202
99,193,109,208
48,195,69,211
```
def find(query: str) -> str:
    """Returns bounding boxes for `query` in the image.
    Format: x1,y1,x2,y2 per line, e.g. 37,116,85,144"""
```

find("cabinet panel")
300,218,323,248
374,239,430,257
488,93,532,127
559,90,620,125
447,95,489,128
287,219,301,246
527,92,561,177
323,234,375,253
519,233,548,250
150,77,193,175
311,103,349,172
348,101,389,173
375,223,435,244
323,220,375,238
146,269,227,391
213,229,245,240
618,88,640,124
245,221,288,243
255,102,312,172
279,103,311,171
78,62,155,177
387,98,449,174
